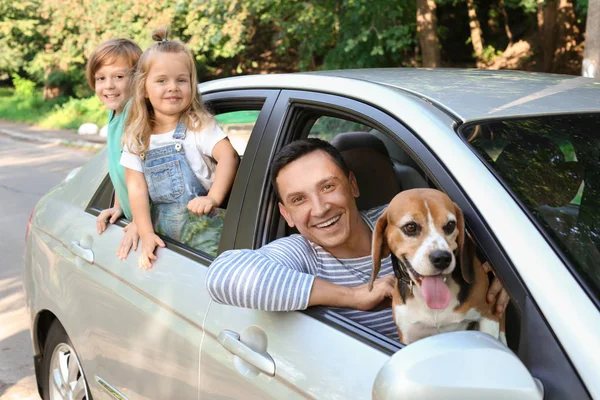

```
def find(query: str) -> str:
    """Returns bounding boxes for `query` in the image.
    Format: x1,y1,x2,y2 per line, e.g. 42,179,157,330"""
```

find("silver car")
23,69,600,399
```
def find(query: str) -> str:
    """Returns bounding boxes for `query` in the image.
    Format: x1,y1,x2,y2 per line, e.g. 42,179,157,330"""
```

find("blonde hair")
123,27,213,155
86,38,142,90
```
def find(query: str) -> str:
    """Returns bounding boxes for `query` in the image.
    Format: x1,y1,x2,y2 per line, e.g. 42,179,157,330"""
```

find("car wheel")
41,320,92,400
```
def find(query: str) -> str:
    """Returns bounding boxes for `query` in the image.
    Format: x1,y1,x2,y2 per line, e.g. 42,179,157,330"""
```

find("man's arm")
206,236,395,312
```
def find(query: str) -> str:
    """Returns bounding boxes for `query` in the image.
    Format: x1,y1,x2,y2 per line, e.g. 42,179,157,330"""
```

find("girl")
121,28,239,270
87,38,142,260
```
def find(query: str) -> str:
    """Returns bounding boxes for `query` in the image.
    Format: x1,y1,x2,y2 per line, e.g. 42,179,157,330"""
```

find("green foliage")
0,88,68,123
574,0,588,17
481,45,503,63
39,96,107,129
504,0,538,13
11,73,36,96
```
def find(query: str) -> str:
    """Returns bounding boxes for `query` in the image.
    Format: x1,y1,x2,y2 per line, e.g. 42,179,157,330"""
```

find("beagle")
369,189,506,345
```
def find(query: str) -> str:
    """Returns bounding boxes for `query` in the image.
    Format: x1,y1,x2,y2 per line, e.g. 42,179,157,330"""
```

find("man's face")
277,150,361,253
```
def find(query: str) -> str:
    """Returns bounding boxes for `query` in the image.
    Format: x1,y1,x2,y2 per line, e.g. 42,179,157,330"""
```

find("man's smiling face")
277,150,361,254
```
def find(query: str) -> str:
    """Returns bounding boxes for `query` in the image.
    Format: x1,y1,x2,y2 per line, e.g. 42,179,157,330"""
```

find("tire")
40,320,92,400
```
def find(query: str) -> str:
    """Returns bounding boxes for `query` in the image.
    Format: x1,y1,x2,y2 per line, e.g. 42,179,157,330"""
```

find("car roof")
200,68,600,122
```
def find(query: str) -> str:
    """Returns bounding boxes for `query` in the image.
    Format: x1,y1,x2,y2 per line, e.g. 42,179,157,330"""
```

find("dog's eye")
401,222,420,236
443,221,456,235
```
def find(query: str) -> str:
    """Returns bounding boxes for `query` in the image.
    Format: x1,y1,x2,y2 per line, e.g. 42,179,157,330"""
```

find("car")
23,68,600,400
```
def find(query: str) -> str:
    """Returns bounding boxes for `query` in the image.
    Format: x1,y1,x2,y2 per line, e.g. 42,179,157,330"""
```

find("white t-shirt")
120,122,227,191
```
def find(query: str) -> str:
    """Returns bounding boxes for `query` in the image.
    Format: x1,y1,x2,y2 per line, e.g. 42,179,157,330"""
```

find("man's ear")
278,202,295,228
349,171,360,198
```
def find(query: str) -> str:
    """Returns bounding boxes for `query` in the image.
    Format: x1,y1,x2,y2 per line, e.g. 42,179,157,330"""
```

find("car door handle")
68,241,94,264
217,330,275,377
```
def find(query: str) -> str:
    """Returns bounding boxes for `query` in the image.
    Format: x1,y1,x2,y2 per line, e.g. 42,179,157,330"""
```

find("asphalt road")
0,134,94,399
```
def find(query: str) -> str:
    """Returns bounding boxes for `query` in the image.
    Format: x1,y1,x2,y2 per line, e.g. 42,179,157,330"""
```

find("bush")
39,96,108,129
11,74,37,97
0,88,68,123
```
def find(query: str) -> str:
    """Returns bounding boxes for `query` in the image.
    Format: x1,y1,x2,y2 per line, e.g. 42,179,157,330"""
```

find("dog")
369,188,506,345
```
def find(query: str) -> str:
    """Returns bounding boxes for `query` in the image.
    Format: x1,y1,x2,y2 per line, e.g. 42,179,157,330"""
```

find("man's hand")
96,207,123,234
483,261,510,316
187,196,218,215
138,232,165,270
352,275,396,311
117,222,140,261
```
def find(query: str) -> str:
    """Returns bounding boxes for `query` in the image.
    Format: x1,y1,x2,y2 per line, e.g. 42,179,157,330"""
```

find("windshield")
462,114,600,304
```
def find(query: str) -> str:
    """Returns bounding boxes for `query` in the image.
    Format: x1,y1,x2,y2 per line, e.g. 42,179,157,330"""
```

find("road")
0,134,94,399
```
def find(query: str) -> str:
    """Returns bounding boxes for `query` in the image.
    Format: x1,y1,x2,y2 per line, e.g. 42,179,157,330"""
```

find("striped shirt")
206,205,398,339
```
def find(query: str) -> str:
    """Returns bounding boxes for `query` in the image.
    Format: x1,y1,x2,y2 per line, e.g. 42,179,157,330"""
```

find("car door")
199,89,591,399
76,89,279,400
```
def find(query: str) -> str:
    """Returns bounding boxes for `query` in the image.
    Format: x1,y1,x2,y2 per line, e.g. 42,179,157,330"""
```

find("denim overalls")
141,122,208,241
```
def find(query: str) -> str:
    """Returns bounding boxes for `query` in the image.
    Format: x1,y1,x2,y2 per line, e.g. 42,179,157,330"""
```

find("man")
206,138,508,339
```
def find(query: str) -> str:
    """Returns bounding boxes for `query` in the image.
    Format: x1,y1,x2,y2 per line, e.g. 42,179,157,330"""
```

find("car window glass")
148,108,261,257
215,110,260,156
462,114,600,303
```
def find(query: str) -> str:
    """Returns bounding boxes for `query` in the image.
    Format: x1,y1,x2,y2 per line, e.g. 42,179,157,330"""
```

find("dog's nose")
429,250,452,270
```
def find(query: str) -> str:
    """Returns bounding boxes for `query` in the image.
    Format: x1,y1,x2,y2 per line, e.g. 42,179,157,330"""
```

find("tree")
417,0,441,67
466,0,485,63
583,0,600,77
0,0,45,80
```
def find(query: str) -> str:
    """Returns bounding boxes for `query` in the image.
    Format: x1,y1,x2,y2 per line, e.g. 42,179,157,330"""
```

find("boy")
86,38,142,259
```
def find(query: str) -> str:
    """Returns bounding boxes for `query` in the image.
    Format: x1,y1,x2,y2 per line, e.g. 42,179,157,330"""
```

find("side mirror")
373,331,543,400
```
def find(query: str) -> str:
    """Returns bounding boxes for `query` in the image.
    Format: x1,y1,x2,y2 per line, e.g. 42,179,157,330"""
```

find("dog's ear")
369,209,390,291
454,203,474,283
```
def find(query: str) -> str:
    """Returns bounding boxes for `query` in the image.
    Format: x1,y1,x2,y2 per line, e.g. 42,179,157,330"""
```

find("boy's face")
277,150,361,255
94,60,132,114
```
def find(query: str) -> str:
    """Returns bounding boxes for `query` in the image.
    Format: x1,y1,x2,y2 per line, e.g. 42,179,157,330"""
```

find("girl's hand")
117,222,140,261
187,196,218,215
138,232,166,270
97,207,123,234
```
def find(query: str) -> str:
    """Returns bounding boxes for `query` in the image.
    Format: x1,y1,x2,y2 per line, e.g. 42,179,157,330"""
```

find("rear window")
461,114,600,304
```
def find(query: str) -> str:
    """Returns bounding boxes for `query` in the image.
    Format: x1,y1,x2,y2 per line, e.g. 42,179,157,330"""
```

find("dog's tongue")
421,276,451,309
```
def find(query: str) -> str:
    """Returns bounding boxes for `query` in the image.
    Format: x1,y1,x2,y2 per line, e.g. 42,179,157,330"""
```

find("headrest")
331,132,390,157
494,136,583,208
331,132,400,209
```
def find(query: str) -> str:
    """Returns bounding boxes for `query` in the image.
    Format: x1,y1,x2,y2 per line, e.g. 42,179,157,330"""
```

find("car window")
215,110,260,156
88,106,263,259
462,114,600,304
153,109,262,257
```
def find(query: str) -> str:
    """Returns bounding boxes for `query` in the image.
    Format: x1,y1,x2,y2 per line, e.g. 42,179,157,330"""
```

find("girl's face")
144,52,192,127
94,59,132,114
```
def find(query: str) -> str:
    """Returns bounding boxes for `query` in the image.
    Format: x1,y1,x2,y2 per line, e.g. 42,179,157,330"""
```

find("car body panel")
200,304,389,399
200,69,600,123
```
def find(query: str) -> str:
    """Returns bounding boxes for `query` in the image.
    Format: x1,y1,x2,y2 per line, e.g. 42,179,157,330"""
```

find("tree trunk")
583,0,600,77
466,0,484,62
417,0,441,67
499,0,513,44
537,0,558,72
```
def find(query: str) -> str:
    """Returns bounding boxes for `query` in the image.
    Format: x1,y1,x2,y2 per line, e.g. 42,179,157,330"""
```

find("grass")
1,87,258,130
0,87,108,129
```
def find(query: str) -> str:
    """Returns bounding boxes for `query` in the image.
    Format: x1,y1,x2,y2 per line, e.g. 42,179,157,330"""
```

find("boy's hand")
187,196,218,215
96,207,123,234
138,232,165,270
117,222,140,261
